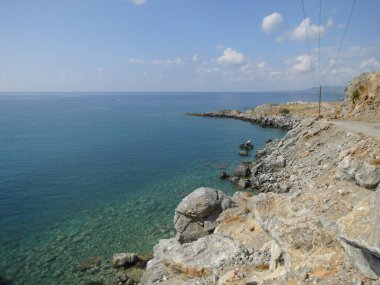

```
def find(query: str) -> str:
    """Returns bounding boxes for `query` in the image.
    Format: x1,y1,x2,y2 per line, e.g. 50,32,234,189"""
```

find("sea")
0,91,342,284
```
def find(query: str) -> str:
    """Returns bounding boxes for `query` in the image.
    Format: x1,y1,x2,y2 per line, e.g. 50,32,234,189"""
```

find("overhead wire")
333,0,357,67
301,0,317,86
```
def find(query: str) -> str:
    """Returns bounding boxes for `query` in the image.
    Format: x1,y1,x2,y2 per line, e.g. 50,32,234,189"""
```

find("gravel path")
332,120,380,140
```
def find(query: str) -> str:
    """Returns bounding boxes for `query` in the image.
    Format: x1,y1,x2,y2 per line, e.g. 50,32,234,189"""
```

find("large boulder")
141,234,249,284
337,190,380,279
336,156,380,189
174,187,235,243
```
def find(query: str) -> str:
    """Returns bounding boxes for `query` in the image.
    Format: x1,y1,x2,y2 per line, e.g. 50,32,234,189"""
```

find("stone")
117,272,128,282
337,190,380,279
354,161,380,189
233,164,251,177
239,150,249,156
219,171,229,179
141,234,249,284
174,187,235,243
112,253,138,268
336,156,380,189
237,179,250,189
336,155,363,181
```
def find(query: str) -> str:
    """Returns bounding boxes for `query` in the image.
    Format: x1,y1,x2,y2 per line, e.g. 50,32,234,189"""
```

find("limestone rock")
141,234,248,284
337,190,380,279
233,164,251,177
173,187,235,243
112,253,138,268
336,156,380,189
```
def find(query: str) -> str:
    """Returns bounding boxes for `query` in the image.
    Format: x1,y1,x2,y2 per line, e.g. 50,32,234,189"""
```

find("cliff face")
141,74,380,284
344,71,380,122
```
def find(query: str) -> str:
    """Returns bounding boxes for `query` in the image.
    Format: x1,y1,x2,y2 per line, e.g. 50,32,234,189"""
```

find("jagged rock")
252,193,337,277
173,187,235,243
112,253,138,268
336,156,380,189
238,179,250,189
233,164,251,177
141,234,248,284
355,161,380,189
337,190,380,279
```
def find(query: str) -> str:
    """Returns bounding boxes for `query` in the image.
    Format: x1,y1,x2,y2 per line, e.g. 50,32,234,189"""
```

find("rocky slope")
343,71,380,122
141,73,380,284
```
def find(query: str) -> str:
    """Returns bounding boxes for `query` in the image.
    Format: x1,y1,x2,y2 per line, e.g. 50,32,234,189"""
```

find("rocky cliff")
344,71,380,122
141,74,380,284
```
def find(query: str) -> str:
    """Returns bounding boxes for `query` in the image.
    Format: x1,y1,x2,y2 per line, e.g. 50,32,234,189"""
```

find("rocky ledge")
142,73,380,284
188,109,300,130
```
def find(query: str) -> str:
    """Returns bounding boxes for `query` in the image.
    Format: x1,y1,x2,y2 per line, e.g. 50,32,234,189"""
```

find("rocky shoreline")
188,109,300,130
140,73,380,284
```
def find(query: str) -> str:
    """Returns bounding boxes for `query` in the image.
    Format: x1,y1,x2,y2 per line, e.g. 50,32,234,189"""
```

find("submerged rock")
233,164,251,177
239,150,249,156
112,253,138,268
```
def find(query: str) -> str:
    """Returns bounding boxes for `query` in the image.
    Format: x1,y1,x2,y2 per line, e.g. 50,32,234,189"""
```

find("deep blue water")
0,92,342,284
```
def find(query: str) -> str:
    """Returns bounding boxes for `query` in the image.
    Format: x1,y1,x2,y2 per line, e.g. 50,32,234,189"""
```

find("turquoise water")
0,92,341,284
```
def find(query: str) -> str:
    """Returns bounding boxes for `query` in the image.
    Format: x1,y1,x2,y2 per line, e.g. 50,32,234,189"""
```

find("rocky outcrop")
173,187,235,243
344,71,380,122
336,155,380,189
337,190,380,279
188,109,300,130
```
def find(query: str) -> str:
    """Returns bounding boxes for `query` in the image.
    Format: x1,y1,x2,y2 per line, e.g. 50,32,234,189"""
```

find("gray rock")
354,162,380,189
239,150,249,156
233,164,251,177
337,190,380,279
238,179,250,189
174,187,235,243
117,271,128,282
112,253,138,268
219,171,229,179
141,234,248,284
336,156,380,189
336,156,363,181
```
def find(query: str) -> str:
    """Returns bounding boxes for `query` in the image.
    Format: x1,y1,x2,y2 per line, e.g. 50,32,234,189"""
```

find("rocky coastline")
139,72,380,284
188,109,300,130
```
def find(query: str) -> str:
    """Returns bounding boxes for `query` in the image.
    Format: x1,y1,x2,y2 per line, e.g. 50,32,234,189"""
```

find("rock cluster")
189,109,300,130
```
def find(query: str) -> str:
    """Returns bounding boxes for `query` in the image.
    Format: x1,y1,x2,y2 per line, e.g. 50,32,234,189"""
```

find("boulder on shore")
233,164,251,178
112,253,138,268
173,187,235,243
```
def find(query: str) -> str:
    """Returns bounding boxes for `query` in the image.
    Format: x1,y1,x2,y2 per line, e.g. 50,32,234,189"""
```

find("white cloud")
287,54,312,73
359,57,380,70
217,48,245,65
128,58,145,64
329,67,355,75
152,58,184,66
197,67,219,76
129,0,146,5
191,54,199,61
290,18,325,41
152,59,164,65
326,17,334,28
262,12,284,34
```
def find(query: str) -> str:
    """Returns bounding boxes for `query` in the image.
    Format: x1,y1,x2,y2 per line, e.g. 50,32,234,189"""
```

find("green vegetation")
352,89,360,101
279,108,290,115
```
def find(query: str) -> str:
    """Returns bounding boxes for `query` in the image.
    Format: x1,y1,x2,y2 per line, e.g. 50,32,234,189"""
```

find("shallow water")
0,92,341,284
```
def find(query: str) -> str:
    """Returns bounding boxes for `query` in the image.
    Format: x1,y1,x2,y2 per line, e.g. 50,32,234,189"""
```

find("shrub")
352,89,360,101
279,108,290,115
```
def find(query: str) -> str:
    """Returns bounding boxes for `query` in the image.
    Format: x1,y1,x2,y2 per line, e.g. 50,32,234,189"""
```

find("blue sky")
0,0,379,92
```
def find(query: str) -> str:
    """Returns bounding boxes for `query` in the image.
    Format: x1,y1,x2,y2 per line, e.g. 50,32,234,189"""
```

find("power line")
301,0,316,85
336,0,357,63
